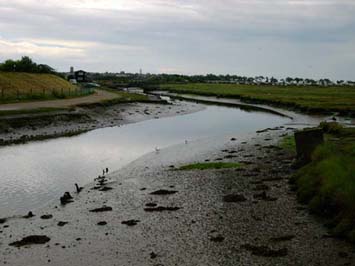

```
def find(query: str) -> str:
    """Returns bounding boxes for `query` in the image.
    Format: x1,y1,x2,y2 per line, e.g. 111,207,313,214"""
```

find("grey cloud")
0,0,354,79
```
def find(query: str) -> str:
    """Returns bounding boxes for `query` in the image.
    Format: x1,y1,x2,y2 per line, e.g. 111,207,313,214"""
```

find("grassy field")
0,72,86,103
160,83,355,115
288,123,355,242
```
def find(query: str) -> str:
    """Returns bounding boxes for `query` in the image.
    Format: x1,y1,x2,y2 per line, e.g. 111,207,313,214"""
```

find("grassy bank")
0,72,88,103
78,87,165,108
289,123,355,242
159,83,355,115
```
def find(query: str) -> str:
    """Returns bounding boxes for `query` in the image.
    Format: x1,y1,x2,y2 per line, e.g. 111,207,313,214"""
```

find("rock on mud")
241,244,288,257
9,235,50,247
121,220,140,226
40,214,53,219
150,189,177,195
223,194,247,203
144,206,180,212
89,206,113,212
57,221,68,227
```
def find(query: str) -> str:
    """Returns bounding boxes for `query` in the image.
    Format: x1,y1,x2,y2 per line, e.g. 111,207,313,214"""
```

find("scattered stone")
9,235,50,247
0,218,7,224
23,211,35,219
270,235,295,242
150,189,177,195
144,206,180,212
241,244,288,257
223,194,247,203
261,177,283,182
150,252,158,259
338,251,348,258
97,221,107,226
40,214,53,220
57,221,68,227
121,220,140,226
256,128,269,133
140,188,147,191
89,206,113,213
253,184,269,191
253,191,278,201
224,155,237,159
99,186,113,192
239,160,253,165
60,192,73,205
230,138,237,141
210,235,225,242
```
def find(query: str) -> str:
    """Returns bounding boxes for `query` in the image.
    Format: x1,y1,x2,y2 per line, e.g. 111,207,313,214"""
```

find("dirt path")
0,90,119,111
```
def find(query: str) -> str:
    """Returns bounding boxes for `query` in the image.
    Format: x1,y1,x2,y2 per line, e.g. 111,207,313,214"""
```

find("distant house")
75,70,87,82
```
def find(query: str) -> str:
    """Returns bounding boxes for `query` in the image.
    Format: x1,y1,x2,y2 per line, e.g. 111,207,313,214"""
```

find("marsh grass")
178,162,242,170
279,135,296,152
160,83,355,115
290,123,355,242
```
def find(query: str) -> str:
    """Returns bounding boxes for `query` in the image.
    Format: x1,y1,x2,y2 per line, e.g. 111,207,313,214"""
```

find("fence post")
17,89,19,99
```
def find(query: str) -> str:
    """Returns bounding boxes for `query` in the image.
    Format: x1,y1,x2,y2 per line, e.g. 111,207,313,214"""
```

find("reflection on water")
0,104,289,216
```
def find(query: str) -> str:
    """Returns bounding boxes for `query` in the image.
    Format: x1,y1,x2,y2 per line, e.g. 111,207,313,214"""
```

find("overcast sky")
0,0,354,79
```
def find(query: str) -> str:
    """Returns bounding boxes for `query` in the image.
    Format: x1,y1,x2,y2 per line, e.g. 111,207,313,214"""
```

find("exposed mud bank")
1,128,354,265
0,100,204,146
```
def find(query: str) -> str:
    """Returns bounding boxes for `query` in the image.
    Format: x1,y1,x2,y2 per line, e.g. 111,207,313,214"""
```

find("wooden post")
294,128,324,164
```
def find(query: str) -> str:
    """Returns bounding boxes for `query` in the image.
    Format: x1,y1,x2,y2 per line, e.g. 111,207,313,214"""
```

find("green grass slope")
0,72,76,102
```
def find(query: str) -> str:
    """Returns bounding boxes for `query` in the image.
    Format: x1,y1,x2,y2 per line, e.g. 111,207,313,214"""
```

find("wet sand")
1,127,354,266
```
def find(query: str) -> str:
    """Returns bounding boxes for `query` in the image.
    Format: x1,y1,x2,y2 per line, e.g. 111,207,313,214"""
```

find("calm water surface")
0,104,290,216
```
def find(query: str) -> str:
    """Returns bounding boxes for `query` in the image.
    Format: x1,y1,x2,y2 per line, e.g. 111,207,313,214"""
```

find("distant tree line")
0,56,55,74
91,72,355,88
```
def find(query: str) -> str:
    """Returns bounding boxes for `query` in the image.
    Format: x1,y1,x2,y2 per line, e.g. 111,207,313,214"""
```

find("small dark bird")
60,192,73,205
75,183,83,193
